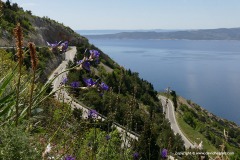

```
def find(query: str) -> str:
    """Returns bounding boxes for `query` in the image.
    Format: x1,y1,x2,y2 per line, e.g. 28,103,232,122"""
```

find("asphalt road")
158,95,194,149
48,47,139,147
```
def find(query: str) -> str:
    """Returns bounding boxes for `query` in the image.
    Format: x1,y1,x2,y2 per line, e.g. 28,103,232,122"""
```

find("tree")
5,0,11,8
26,10,32,15
171,90,178,111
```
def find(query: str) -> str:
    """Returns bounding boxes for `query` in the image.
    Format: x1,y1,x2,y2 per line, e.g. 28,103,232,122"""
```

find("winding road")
158,95,194,149
48,47,139,147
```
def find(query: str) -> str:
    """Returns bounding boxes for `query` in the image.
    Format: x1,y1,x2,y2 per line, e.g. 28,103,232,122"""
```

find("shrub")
0,124,42,160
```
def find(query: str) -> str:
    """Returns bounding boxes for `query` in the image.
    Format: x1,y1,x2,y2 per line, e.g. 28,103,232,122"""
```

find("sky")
3,0,240,30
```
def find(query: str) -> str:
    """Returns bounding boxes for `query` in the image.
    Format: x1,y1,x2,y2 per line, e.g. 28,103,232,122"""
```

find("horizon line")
74,27,240,31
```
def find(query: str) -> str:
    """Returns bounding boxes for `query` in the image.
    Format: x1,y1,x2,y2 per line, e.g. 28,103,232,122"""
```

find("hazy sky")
3,0,240,30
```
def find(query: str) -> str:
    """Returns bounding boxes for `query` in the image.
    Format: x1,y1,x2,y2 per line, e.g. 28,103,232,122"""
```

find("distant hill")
0,1,87,46
85,28,240,40
75,29,181,36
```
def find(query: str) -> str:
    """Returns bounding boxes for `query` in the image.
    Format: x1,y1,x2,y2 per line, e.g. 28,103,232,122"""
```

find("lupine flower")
106,135,111,141
70,81,80,89
65,155,75,160
161,149,168,158
99,82,109,91
83,78,96,87
46,41,62,48
77,60,83,65
77,60,91,71
82,61,91,71
59,41,68,52
133,152,139,160
88,109,98,119
62,77,68,85
89,50,100,62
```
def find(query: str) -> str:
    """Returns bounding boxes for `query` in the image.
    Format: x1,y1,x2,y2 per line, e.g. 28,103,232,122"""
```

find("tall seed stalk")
28,42,38,118
14,23,24,126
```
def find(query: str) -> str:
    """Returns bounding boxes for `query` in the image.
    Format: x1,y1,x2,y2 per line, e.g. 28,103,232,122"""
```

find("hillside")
0,1,185,159
85,28,240,40
180,96,239,145
0,1,87,46
161,91,240,158
1,1,240,159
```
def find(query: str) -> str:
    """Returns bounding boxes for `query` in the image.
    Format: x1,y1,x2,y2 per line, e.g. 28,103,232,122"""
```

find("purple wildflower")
161,149,168,158
46,41,62,48
77,60,83,65
70,81,80,89
106,135,111,141
77,60,91,71
60,41,68,52
62,77,68,85
83,61,91,71
99,82,109,91
133,152,139,160
88,109,98,119
65,155,75,160
89,50,100,62
83,78,96,87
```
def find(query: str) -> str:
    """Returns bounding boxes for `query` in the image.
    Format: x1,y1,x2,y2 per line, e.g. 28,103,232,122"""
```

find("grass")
176,113,218,152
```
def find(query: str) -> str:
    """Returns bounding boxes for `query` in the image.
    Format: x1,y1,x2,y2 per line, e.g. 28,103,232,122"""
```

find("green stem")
15,60,22,126
48,108,69,143
28,70,36,118
93,121,96,160
107,122,109,160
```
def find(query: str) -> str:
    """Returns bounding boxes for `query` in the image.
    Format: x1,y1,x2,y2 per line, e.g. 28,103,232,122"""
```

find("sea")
77,30,240,125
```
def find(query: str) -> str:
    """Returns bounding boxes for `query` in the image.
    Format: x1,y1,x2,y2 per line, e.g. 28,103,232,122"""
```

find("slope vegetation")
0,1,87,46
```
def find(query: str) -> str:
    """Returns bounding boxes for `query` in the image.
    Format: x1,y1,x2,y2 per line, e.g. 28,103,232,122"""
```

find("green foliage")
183,112,197,128
170,90,178,111
0,66,17,122
0,124,41,160
78,128,133,160
0,1,33,35
65,45,186,159
176,113,218,152
33,96,136,159
178,103,240,153
0,46,66,126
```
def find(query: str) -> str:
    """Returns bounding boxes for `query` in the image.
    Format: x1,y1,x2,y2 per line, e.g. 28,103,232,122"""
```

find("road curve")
48,47,139,147
158,95,194,149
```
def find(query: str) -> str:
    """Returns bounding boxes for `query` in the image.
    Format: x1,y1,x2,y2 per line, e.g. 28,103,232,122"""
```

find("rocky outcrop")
28,16,86,46
39,52,65,83
0,15,88,46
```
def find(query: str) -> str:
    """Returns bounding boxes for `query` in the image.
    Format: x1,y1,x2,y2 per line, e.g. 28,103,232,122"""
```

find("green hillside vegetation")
0,49,132,160
0,0,87,46
0,36,135,159
0,0,33,34
176,96,240,158
66,42,186,159
0,1,186,159
0,29,186,159
1,0,240,159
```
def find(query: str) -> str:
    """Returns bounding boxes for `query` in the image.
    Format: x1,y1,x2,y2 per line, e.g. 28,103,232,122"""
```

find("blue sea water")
77,31,240,125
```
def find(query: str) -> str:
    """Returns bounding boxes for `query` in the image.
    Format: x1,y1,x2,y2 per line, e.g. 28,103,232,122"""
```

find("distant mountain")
76,29,181,36
85,28,240,40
